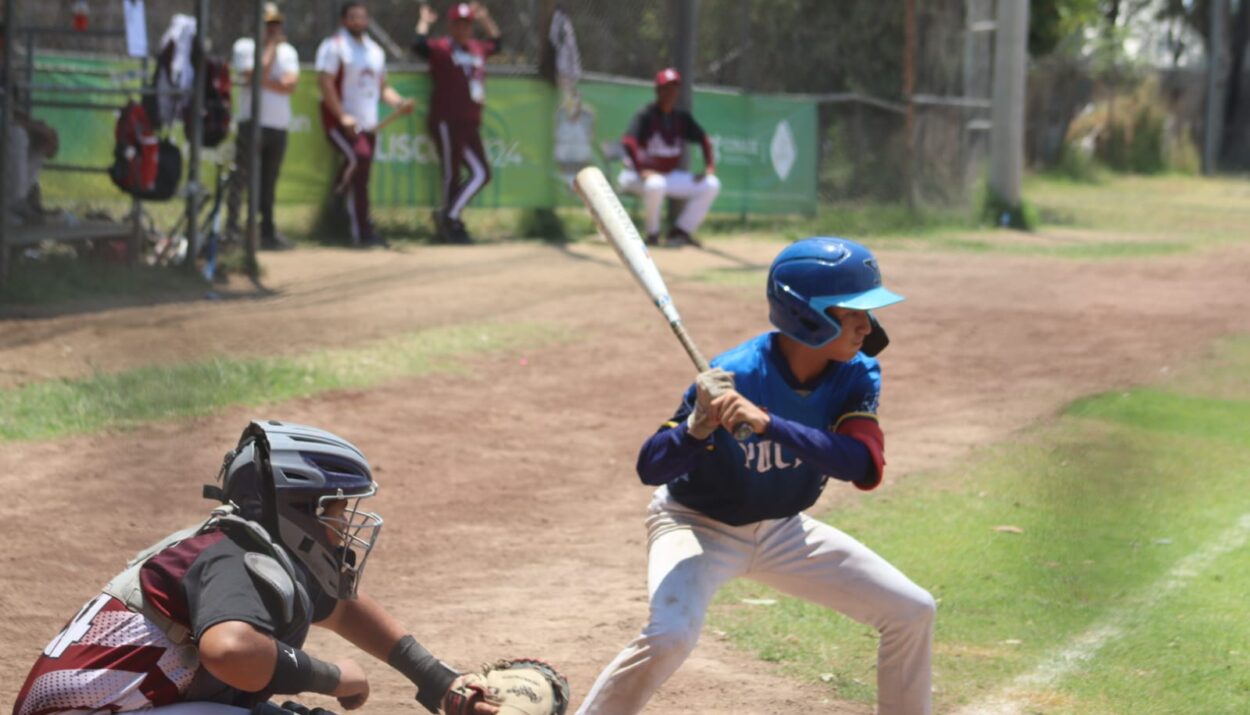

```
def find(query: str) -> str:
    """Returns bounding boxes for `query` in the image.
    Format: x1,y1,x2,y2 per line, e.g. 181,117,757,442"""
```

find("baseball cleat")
448,218,473,244
665,228,701,248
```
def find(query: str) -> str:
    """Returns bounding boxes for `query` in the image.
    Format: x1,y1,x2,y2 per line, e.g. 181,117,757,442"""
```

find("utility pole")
989,0,1028,218
673,0,697,113
1202,0,1226,174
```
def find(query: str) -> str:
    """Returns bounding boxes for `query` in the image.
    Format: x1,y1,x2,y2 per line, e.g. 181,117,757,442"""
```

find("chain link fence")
18,0,995,208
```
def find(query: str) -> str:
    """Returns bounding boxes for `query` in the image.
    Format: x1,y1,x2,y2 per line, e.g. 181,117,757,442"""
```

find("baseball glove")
444,658,570,715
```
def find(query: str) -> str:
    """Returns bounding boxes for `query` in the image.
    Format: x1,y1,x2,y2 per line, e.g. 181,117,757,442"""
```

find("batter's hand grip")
678,326,753,443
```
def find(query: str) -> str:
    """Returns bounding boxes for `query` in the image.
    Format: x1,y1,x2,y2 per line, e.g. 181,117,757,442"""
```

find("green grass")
0,321,565,441
711,337,1250,713
1026,173,1250,244
703,201,976,241
690,174,1250,281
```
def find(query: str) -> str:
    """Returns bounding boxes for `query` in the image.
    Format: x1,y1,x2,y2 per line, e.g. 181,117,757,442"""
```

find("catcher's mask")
766,236,904,349
208,420,383,600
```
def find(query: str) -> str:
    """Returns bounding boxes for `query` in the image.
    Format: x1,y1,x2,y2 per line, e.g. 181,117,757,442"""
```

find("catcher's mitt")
444,658,570,715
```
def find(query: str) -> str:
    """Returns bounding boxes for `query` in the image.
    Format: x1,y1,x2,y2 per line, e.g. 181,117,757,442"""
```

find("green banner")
32,55,817,216
576,80,818,215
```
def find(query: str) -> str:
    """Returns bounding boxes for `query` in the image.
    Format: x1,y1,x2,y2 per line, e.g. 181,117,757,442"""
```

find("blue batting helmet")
766,237,904,348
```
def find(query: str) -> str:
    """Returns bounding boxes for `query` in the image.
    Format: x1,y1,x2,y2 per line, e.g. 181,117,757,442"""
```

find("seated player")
617,67,720,247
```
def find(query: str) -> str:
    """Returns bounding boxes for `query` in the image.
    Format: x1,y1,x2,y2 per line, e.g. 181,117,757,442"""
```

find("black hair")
340,1,365,19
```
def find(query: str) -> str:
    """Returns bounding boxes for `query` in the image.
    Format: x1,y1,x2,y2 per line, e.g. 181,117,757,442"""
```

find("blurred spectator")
413,2,500,244
316,0,414,248
226,2,299,250
1,25,58,225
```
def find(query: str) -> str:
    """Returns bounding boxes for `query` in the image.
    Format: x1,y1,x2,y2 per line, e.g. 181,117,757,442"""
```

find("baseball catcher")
11,420,568,715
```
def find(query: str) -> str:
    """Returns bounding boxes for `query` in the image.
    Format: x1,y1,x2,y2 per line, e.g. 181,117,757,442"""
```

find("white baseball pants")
576,487,935,715
617,169,721,236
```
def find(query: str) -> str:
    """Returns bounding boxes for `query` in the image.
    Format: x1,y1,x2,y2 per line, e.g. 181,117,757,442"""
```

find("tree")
1030,0,1101,56
1159,0,1250,165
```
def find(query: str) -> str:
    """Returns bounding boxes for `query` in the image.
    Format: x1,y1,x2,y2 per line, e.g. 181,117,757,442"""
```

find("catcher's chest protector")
101,507,309,652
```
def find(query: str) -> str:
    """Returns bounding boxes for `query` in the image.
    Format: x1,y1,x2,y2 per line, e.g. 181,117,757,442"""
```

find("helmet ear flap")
769,276,842,347
793,303,839,340
209,427,278,526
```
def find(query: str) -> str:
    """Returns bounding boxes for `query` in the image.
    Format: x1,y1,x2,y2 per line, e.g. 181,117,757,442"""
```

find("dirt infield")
3,234,1250,713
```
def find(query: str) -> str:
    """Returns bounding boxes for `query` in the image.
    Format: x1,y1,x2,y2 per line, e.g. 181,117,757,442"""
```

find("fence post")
0,0,13,286
246,0,262,278
184,0,208,274
989,0,1027,213
1203,0,1227,174
670,0,697,228
903,0,917,207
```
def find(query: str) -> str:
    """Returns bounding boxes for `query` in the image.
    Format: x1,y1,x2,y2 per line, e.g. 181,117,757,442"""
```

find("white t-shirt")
314,29,386,131
232,38,300,129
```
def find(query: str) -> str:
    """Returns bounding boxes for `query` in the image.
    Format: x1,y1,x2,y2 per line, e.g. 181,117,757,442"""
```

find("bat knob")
732,422,754,442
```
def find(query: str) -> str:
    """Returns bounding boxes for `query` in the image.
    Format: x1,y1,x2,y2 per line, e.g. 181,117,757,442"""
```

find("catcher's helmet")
211,420,383,600
767,237,904,348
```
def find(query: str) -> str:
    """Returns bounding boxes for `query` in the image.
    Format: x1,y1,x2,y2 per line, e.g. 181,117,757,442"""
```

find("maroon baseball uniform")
12,527,335,714
315,28,388,246
621,103,715,175
414,33,500,230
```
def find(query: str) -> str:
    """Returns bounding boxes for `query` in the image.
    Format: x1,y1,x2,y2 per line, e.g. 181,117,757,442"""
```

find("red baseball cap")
654,68,682,87
448,3,474,21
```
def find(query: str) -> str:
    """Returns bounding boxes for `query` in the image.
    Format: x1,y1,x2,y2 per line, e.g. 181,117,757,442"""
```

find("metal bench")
4,219,136,248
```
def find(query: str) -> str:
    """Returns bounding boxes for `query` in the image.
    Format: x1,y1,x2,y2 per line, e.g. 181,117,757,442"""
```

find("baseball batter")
576,237,935,715
413,2,501,244
11,421,497,715
618,68,720,247
316,1,415,248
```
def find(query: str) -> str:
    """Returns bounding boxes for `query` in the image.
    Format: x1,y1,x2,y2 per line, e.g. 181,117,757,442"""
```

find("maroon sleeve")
139,530,228,627
427,36,451,63
836,417,885,491
621,106,649,171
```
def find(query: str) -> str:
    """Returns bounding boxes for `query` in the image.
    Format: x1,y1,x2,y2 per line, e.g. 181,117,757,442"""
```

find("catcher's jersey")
12,528,336,715
665,332,882,525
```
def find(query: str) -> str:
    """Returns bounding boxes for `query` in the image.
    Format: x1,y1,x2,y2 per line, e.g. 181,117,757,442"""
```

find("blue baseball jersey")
663,332,882,525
